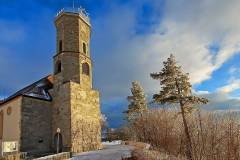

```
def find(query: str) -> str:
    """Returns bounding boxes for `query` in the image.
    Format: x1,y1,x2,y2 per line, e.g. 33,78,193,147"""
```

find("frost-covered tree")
100,114,108,130
124,81,148,121
150,54,208,160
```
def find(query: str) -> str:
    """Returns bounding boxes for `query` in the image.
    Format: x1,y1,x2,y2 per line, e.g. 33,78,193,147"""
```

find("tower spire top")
56,5,90,26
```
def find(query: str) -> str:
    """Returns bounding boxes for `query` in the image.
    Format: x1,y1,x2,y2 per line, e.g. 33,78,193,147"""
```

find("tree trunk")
175,78,193,160
180,101,193,160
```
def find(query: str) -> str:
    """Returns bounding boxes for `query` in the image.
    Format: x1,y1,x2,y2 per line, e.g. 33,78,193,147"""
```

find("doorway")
54,133,63,153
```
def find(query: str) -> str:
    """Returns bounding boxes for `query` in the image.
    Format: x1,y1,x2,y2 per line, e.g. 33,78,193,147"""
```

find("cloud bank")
92,0,240,103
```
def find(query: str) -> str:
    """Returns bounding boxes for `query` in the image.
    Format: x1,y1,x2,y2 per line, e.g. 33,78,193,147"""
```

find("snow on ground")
101,140,122,145
71,144,133,160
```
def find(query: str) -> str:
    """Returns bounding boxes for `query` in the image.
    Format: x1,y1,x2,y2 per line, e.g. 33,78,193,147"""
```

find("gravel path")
71,145,134,160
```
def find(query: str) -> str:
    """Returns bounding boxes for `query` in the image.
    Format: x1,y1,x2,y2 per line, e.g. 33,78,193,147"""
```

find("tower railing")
56,7,90,25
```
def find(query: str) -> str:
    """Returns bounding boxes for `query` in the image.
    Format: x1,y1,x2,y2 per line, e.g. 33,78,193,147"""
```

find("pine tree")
150,54,208,160
124,81,148,121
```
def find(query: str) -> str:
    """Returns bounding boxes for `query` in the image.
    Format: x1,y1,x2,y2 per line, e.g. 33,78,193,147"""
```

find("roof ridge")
0,74,53,106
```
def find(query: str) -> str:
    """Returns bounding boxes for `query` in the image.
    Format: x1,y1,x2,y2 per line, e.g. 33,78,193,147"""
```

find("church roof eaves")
0,75,54,106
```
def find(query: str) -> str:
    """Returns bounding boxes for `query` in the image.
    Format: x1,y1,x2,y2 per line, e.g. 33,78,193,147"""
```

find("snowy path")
71,144,133,160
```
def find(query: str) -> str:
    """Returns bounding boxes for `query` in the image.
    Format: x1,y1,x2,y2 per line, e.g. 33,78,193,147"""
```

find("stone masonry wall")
70,82,102,153
79,55,92,89
54,52,81,84
21,97,52,154
55,14,79,53
52,83,72,151
33,152,70,160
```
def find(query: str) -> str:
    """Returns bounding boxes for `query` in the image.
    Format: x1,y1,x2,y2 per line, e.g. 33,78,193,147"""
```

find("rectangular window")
83,42,87,54
59,40,63,53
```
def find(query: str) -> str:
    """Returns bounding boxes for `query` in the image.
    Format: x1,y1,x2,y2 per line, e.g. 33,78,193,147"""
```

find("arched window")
55,61,61,74
83,42,87,54
82,63,90,76
59,40,63,53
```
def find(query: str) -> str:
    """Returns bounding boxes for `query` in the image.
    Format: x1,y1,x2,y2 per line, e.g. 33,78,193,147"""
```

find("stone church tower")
52,9,102,153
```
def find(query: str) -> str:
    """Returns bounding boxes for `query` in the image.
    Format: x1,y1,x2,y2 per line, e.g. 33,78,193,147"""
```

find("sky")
1,0,240,128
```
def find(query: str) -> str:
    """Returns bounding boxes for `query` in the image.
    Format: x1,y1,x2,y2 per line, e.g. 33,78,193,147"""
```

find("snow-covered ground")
102,140,122,145
71,144,133,160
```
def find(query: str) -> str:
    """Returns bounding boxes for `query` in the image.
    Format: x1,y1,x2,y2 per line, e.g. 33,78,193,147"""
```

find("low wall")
0,152,27,160
33,152,70,160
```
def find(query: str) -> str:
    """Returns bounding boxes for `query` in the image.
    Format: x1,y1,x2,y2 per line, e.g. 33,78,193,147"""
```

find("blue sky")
1,0,240,128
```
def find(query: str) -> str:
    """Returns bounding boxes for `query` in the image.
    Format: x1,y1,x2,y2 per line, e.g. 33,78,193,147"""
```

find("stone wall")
21,97,52,154
0,152,27,160
52,83,72,151
33,152,70,160
70,82,102,153
52,82,102,153
54,12,93,87
79,56,92,89
55,14,80,53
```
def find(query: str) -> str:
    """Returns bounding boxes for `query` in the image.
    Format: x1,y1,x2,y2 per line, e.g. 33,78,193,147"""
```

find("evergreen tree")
124,81,148,121
150,54,208,160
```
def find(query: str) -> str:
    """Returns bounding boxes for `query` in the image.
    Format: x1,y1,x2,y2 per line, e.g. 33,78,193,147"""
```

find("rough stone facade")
70,82,101,152
52,83,72,151
21,97,52,154
33,152,70,160
52,11,101,153
53,12,92,87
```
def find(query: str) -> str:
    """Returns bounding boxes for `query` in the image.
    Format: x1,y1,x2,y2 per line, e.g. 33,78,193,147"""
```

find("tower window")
83,42,87,54
82,63,90,76
59,40,63,53
55,61,62,74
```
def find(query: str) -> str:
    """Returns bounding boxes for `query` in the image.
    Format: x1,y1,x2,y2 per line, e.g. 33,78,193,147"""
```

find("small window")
55,61,61,74
7,107,12,115
59,40,63,53
83,42,87,54
82,63,90,76
57,62,61,73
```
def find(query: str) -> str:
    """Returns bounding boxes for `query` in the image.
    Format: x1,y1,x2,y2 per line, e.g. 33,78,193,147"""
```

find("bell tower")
54,8,92,88
52,8,102,153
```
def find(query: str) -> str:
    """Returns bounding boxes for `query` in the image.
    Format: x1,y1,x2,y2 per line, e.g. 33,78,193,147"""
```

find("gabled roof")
0,75,54,106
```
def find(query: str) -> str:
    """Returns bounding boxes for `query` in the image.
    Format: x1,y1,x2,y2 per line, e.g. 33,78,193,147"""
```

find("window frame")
55,61,62,74
59,40,63,53
83,42,87,54
82,62,90,76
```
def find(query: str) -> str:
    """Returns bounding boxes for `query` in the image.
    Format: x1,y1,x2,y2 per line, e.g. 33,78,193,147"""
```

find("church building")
0,8,102,155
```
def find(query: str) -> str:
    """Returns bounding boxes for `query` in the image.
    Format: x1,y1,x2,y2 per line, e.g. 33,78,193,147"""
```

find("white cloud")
200,91,240,111
195,90,210,95
93,0,240,100
217,79,240,93
195,76,240,110
157,0,240,83
229,67,240,75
